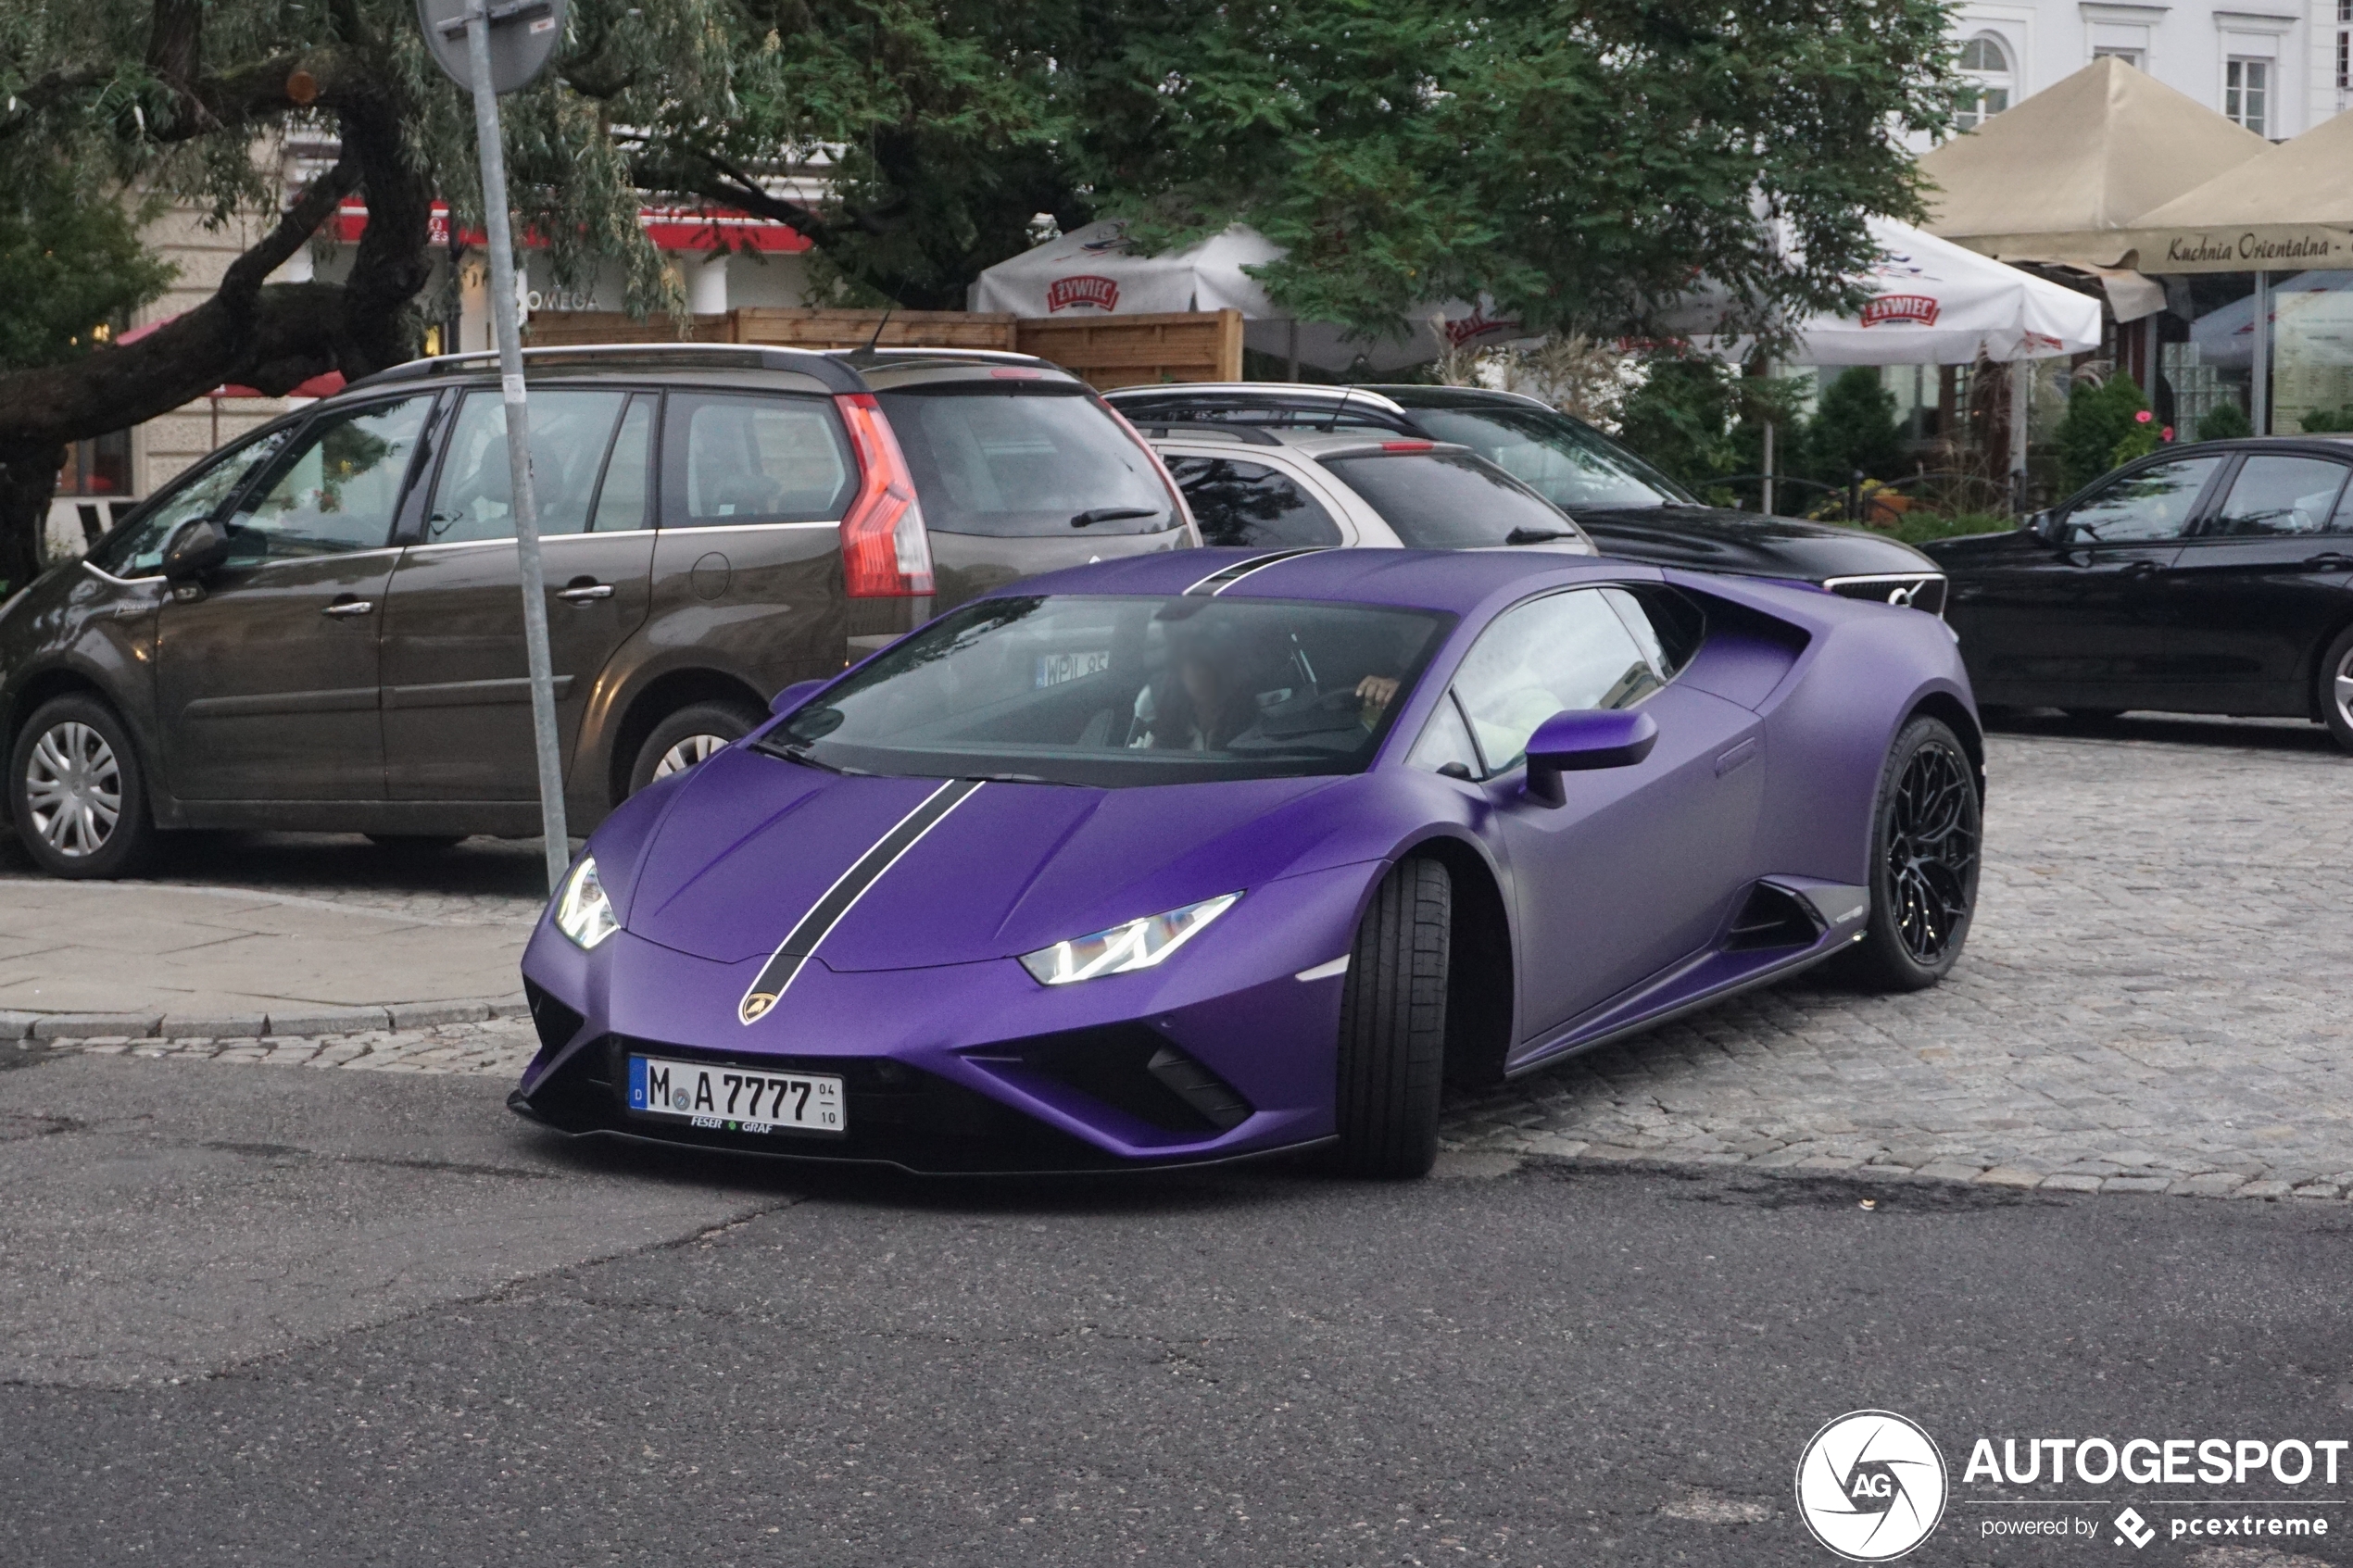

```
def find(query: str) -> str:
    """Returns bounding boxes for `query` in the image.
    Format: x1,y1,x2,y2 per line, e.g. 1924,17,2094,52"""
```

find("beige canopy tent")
1919,56,2270,316
2109,108,2353,274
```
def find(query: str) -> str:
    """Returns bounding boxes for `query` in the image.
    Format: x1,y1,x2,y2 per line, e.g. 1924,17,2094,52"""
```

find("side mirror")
2027,510,2064,545
160,518,228,581
770,678,826,717
1523,708,1659,807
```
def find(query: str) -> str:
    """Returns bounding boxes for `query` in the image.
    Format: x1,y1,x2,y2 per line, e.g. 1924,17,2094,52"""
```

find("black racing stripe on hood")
1182,548,1332,596
736,779,984,1023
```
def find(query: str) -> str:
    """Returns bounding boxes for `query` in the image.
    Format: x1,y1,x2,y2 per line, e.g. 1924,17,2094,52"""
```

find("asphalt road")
5,1052,2349,1567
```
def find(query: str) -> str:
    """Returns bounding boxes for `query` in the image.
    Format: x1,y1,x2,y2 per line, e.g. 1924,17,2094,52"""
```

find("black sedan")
1923,437,2353,752
1103,383,1949,614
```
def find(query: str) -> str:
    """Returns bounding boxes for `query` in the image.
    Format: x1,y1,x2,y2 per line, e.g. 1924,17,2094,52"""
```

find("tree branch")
218,146,361,303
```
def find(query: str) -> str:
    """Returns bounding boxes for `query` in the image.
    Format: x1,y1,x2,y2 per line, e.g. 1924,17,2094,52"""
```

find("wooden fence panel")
523,307,1243,389
1014,309,1242,389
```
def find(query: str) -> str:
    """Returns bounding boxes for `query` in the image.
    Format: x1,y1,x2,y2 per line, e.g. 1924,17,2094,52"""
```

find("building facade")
1950,0,2334,141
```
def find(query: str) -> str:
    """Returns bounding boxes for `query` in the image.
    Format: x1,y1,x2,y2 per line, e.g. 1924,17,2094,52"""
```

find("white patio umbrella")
969,220,1525,374
1677,218,2102,367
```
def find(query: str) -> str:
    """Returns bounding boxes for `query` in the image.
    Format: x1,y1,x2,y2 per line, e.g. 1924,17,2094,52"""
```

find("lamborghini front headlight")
554,856,621,950
1018,893,1240,985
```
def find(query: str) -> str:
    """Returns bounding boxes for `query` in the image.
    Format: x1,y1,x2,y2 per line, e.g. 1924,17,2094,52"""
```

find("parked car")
0,344,1196,878
1106,383,1950,613
1122,421,1600,556
1924,437,2353,752
511,546,1982,1177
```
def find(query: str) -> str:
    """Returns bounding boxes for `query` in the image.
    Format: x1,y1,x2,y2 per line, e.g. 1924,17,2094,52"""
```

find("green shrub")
1617,358,1743,492
2198,402,2252,441
1804,367,1904,483
2055,374,2151,493
2300,405,2353,433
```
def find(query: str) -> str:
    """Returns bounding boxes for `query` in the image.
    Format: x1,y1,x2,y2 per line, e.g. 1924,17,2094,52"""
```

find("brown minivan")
0,345,1199,878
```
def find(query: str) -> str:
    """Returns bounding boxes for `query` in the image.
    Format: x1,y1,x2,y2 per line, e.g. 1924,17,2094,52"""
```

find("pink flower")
2135,408,2154,423
2161,425,2175,441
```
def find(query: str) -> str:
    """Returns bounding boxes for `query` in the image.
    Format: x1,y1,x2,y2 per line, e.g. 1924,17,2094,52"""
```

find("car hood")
1572,505,1939,581
1919,526,2040,569
621,747,1374,970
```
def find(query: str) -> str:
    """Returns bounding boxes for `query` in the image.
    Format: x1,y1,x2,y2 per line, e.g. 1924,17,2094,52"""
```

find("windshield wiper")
762,739,862,775
1072,506,1162,528
1505,527,1575,545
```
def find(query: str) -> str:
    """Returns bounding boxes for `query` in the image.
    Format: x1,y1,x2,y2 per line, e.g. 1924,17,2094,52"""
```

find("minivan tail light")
834,394,935,597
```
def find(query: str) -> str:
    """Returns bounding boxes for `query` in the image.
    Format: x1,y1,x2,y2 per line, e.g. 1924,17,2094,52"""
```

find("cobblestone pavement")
9,713,2350,1200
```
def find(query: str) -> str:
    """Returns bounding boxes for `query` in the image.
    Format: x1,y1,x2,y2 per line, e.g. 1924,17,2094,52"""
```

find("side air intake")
1724,883,1826,952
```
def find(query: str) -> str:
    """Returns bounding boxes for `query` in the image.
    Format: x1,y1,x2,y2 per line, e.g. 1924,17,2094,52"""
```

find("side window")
591,395,656,533
87,426,296,576
663,392,854,527
1404,691,1483,778
1164,456,1342,547
2061,456,2222,544
2210,455,2351,537
426,389,629,544
1452,589,1664,774
224,396,434,565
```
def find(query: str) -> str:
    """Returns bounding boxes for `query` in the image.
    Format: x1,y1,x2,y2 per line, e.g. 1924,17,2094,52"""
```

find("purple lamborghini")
510,547,1982,1178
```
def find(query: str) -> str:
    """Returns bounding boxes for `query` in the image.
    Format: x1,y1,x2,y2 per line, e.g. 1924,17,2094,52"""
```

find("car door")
154,395,435,801
1945,454,2223,709
2158,451,2353,714
1447,586,1764,1047
378,387,656,800
653,387,859,681
1158,452,1351,548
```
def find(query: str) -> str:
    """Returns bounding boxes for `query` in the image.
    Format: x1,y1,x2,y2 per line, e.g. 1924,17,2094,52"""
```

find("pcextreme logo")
1796,1410,1950,1562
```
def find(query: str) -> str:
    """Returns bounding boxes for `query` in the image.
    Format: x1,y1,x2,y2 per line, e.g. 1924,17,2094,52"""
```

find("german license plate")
626,1053,846,1136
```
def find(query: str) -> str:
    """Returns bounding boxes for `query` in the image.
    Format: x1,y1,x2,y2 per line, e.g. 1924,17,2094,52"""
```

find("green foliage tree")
2054,373,2153,494
0,159,175,373
0,0,1960,589
1617,358,1744,495
1804,367,1904,484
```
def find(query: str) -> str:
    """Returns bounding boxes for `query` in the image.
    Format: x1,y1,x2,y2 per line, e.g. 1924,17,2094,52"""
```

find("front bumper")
510,871,1364,1173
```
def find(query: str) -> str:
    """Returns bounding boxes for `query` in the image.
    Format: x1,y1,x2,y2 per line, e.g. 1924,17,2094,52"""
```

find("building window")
2338,0,2350,92
1956,35,2015,130
2226,56,2270,135
56,430,132,498
2093,46,2142,69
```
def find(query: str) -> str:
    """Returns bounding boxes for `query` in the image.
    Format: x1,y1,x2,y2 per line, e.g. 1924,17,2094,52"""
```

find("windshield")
877,386,1176,537
1408,407,1688,509
761,595,1451,788
1320,450,1595,549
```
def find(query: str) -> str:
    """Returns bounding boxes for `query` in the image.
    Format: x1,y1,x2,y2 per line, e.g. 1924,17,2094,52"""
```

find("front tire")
8,695,155,880
1333,857,1451,1178
1830,716,1982,992
2320,624,2353,755
627,699,764,797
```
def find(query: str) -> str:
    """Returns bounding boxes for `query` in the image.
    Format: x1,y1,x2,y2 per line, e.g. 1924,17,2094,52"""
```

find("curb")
0,998,529,1043
1472,1148,2353,1205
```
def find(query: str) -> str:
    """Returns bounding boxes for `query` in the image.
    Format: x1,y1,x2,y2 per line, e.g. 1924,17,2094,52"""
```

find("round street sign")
417,0,568,95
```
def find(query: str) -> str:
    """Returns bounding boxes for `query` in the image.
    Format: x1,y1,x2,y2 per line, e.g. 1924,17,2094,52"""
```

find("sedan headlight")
1019,893,1240,985
554,857,621,950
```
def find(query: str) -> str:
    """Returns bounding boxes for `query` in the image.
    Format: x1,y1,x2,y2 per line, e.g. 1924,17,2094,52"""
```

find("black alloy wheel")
1831,716,1982,992
2321,624,2353,755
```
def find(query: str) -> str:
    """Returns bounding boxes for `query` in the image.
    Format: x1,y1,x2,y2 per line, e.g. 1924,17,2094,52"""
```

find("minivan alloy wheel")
653,734,731,779
24,721,121,857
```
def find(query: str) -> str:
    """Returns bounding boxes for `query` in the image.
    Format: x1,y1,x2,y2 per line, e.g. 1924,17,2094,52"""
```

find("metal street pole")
461,0,571,893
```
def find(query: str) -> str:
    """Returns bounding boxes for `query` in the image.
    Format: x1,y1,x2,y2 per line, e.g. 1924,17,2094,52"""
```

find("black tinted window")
877,387,1172,537
1164,456,1341,547
2210,455,2350,537
2063,457,2221,544
1411,407,1683,508
1322,450,1590,549
663,393,854,527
